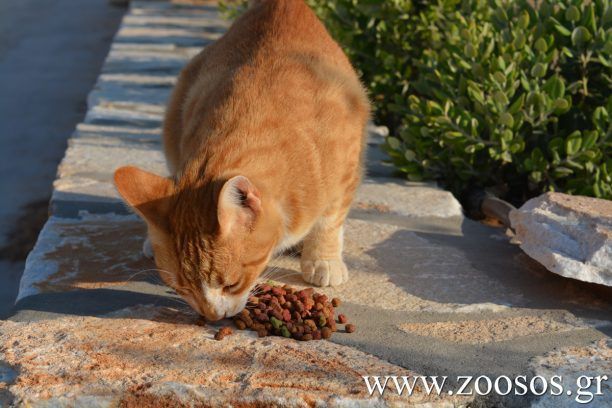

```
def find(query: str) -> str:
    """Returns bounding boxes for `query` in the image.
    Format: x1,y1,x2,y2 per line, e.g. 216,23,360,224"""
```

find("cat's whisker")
261,267,302,282
264,271,302,282
124,268,174,285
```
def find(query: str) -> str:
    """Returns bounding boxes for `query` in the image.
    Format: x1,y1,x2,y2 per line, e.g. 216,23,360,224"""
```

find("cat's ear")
114,166,173,229
217,175,261,236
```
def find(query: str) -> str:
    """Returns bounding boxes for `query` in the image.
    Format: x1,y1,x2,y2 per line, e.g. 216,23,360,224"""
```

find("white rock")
509,192,612,286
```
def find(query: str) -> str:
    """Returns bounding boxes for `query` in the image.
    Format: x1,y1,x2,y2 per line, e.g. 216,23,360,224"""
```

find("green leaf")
499,112,514,127
592,107,609,130
494,90,509,105
582,131,599,150
571,26,592,47
554,167,573,177
552,98,570,114
565,131,582,155
513,32,526,49
543,76,565,99
508,94,525,113
531,63,547,78
465,43,477,58
404,149,416,161
387,137,401,150
493,71,506,84
465,145,476,153
551,20,571,36
534,38,548,53
518,11,530,29
565,6,580,22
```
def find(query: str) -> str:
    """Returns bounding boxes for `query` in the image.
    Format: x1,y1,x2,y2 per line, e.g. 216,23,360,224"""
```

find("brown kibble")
234,319,247,330
304,319,317,331
326,318,337,329
321,327,332,339
237,283,351,341
345,324,356,333
271,287,285,296
242,315,253,328
215,326,233,340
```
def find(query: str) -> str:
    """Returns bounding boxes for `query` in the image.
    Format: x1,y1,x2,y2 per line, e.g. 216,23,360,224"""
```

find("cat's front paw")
142,238,154,259
300,259,348,287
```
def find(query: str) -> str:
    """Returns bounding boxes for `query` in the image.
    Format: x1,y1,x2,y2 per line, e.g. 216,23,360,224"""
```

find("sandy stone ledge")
0,305,470,407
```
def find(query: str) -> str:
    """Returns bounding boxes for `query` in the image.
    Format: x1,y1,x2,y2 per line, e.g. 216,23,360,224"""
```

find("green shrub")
221,0,612,202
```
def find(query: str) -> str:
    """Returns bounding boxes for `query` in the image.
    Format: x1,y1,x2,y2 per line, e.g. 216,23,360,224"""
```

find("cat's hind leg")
300,215,348,287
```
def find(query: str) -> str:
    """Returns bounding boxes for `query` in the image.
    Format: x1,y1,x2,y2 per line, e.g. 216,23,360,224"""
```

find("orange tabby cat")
113,0,370,321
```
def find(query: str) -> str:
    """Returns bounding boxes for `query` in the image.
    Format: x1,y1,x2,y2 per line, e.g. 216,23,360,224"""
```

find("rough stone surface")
529,339,611,407
510,192,612,286
398,314,580,345
1,305,471,407
355,178,463,218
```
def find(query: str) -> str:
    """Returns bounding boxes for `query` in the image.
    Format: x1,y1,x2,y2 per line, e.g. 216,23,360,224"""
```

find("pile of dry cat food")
214,283,355,341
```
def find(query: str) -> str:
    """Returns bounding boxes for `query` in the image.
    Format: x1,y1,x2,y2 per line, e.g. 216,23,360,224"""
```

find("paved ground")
1,1,611,406
0,0,125,318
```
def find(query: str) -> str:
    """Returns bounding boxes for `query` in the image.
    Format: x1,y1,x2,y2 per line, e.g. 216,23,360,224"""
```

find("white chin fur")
202,285,248,319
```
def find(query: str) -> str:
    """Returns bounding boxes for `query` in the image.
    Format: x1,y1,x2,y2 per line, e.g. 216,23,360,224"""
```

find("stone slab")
51,132,167,217
510,192,612,286
529,339,611,407
355,177,463,218
1,305,470,407
14,209,612,398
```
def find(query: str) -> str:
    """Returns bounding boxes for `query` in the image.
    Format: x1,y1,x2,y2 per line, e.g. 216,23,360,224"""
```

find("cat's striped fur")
114,0,370,321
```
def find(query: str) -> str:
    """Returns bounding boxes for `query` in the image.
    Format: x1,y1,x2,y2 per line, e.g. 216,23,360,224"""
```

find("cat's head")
114,166,275,321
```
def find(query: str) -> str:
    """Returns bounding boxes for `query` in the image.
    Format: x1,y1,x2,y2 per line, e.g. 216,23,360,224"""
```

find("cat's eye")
223,281,241,294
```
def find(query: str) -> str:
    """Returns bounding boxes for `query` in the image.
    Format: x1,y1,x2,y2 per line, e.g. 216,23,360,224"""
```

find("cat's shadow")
364,217,612,322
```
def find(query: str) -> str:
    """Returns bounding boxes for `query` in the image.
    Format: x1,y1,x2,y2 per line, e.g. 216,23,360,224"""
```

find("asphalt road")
0,0,125,318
